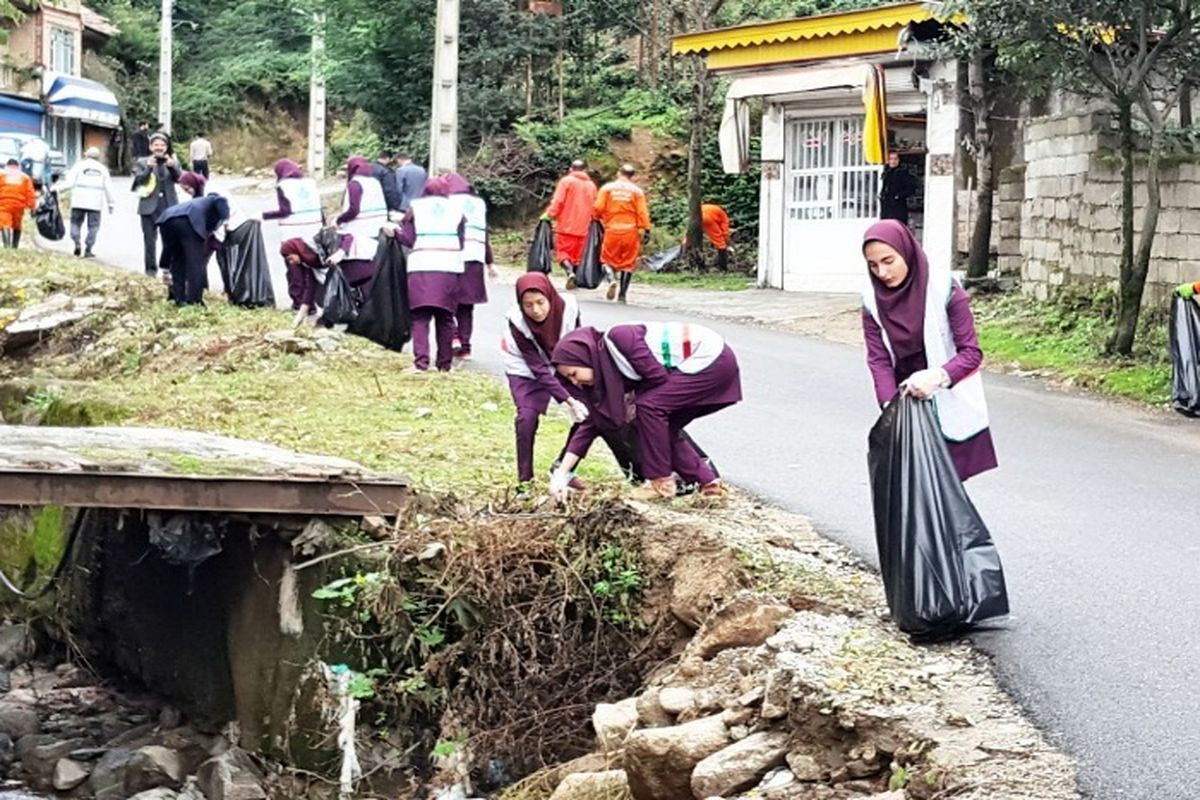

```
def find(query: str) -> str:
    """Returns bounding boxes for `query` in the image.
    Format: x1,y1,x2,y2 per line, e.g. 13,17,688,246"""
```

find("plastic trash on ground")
526,219,553,274
1170,294,1200,416
867,394,1009,638
645,244,682,272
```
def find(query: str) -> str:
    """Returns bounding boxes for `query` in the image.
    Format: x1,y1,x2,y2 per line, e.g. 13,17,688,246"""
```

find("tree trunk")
647,0,660,90
684,67,707,269
966,54,994,280
1108,97,1140,355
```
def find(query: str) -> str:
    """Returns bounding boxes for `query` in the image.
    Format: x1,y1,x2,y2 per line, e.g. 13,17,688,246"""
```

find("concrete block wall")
1017,112,1200,302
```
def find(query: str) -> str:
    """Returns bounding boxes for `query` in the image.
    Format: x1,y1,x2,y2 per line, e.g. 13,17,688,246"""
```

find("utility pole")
157,0,172,131
307,13,327,180
428,0,459,175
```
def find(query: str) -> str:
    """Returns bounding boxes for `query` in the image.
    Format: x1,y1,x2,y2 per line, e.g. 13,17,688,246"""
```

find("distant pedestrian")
396,175,465,372
61,146,115,258
879,151,916,225
502,272,585,486
336,155,388,264
372,151,402,214
188,134,213,179
446,172,495,360
542,159,598,289
861,219,996,482
549,321,740,500
262,159,324,244
132,133,182,277
395,153,427,213
157,193,230,306
594,164,651,304
131,121,151,160
701,202,732,271
0,158,35,249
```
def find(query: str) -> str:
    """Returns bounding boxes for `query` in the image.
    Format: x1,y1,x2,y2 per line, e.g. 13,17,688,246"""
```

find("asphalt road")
48,184,1200,799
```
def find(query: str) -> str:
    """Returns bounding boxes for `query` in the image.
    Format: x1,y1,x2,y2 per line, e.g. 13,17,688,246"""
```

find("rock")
669,549,746,629
691,731,790,799
0,625,36,667
593,698,639,751
866,793,905,800
845,758,882,779
624,714,730,800
658,687,695,715
18,735,87,787
760,669,792,720
549,770,630,800
70,747,109,761
126,745,186,792
196,747,266,800
90,747,134,800
53,758,90,791
0,705,40,739
0,733,14,773
159,706,184,730
315,336,339,353
786,751,823,782
634,689,673,729
694,599,793,659
129,790,181,800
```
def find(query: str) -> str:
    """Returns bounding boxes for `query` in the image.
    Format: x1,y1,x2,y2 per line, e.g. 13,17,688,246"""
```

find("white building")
672,2,960,292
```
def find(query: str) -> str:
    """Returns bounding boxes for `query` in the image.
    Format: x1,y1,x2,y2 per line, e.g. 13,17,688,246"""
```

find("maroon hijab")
516,272,566,353
178,171,206,197
280,237,321,269
863,219,929,361
423,175,451,198
346,156,373,178
551,327,627,433
274,159,303,180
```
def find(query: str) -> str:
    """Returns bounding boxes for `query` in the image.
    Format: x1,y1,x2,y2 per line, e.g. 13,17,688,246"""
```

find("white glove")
565,397,590,424
902,368,950,399
549,468,574,502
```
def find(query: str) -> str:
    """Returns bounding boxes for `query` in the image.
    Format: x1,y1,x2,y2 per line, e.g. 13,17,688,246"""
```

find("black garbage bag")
34,191,64,241
347,237,411,352
321,265,358,325
1170,295,1200,416
576,220,605,289
216,220,276,308
867,394,1009,638
527,219,553,274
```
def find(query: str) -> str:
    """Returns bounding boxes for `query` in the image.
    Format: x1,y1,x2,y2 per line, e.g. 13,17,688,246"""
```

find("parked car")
0,134,60,188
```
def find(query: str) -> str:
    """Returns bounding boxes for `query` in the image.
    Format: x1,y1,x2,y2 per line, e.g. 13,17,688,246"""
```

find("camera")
155,155,166,164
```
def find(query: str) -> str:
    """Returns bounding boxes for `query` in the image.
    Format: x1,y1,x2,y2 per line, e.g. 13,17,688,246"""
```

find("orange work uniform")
546,169,598,265
701,203,731,250
594,178,651,273
0,172,36,230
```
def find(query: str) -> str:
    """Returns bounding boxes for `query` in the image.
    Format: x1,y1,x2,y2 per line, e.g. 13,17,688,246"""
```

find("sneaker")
606,282,618,301
72,243,80,256
84,249,95,258
618,296,627,305
451,337,462,351
565,274,577,290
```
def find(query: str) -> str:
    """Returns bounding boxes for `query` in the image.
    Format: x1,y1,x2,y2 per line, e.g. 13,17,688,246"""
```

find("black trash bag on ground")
321,265,358,325
1170,295,1200,416
34,191,64,241
867,394,1009,638
576,220,605,289
347,237,411,352
527,219,553,274
216,220,276,308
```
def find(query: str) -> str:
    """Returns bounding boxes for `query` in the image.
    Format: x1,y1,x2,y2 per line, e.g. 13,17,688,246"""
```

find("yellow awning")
672,2,939,71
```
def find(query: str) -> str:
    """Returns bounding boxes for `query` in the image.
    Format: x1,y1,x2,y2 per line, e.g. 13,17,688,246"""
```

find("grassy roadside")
0,249,619,493
973,290,1173,406
635,269,754,291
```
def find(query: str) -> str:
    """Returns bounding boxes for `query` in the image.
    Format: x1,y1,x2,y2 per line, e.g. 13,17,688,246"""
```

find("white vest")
277,178,323,242
604,322,725,381
339,176,388,260
862,270,990,442
452,193,488,264
407,196,465,274
502,295,580,378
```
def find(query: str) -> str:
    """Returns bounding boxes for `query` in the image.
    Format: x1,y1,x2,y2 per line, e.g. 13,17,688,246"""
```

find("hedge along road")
53,190,1199,798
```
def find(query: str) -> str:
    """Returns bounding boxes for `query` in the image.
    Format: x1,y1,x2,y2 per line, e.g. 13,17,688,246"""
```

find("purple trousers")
508,375,553,482
453,305,475,353
634,346,742,483
411,307,455,371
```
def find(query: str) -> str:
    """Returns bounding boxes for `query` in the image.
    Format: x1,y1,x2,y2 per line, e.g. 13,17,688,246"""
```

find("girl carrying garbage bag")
861,219,996,482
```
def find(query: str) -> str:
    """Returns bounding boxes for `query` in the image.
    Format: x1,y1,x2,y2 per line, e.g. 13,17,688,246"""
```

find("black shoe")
84,249,95,258
72,243,80,256
145,269,157,278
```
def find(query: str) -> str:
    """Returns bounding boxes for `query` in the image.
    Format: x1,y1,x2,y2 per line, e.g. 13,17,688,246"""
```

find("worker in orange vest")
542,159,598,289
701,202,732,271
594,164,651,304
0,158,36,248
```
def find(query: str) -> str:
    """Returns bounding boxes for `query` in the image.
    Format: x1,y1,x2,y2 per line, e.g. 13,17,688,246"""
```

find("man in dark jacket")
372,151,402,214
131,122,151,159
395,154,426,213
133,133,182,276
879,151,916,224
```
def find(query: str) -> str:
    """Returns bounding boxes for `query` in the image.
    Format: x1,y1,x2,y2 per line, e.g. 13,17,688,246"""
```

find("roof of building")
672,1,939,71
80,5,119,38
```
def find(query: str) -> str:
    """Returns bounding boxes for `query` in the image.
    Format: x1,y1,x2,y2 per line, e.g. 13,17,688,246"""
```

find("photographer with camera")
132,132,182,277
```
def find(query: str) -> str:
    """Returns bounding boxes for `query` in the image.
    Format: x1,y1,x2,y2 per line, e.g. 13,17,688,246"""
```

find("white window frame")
49,26,75,75
785,116,880,223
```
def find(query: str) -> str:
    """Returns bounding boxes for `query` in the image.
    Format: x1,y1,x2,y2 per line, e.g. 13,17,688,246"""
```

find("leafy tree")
954,0,1200,355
